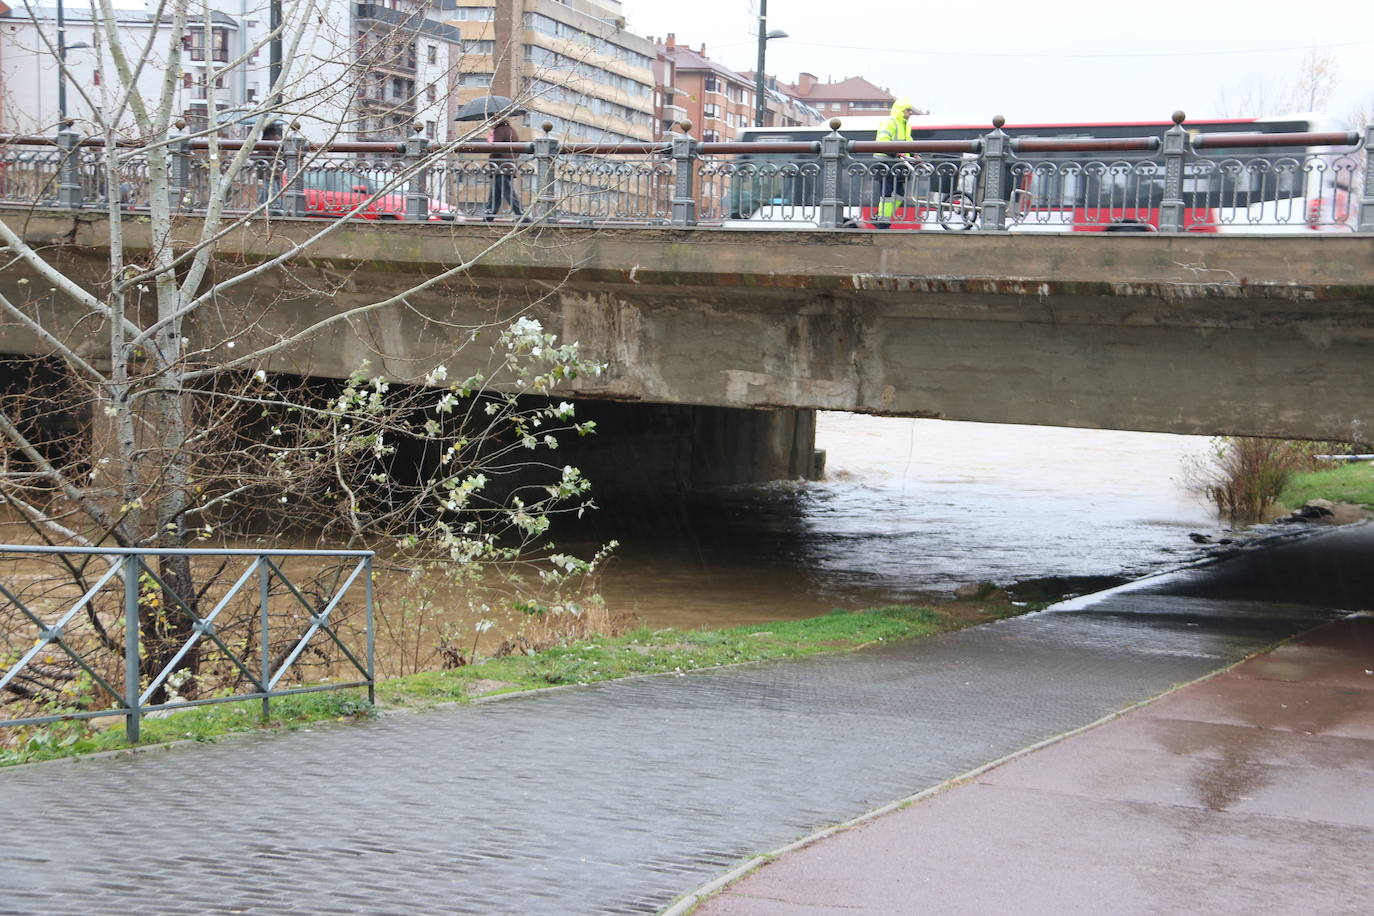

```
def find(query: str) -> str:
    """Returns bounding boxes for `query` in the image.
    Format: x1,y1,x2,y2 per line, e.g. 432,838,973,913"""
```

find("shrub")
1200,437,1312,522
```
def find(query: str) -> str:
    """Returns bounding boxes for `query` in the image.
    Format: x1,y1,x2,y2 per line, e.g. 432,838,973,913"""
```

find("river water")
580,413,1227,630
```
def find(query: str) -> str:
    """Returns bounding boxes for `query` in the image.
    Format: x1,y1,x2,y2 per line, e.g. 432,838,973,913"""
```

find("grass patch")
2,602,1022,767
1279,461,1374,511
0,691,376,767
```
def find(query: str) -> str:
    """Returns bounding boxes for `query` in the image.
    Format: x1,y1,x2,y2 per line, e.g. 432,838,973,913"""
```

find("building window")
702,129,720,141
185,27,230,63
427,44,437,64
703,103,721,120
426,83,437,102
93,68,101,86
451,6,495,20
456,73,493,87
703,76,720,94
425,121,436,139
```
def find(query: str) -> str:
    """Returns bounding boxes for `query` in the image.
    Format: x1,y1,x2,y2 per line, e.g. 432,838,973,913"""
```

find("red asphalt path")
691,614,1374,915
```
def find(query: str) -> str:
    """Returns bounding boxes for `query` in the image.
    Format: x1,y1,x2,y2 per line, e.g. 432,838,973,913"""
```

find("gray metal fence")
0,546,374,743
2,114,1371,231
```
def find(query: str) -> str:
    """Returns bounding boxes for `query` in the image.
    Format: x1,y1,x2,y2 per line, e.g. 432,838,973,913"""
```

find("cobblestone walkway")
3,531,1358,916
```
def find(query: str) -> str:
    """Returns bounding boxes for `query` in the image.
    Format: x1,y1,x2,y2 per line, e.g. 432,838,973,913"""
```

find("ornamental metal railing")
0,546,375,743
1,113,1371,231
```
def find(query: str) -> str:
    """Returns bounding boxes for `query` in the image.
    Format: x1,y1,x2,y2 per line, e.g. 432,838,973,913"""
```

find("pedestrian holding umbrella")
452,95,524,122
455,97,528,222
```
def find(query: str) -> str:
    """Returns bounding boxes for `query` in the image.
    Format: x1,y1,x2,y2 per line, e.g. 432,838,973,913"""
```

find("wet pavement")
1,525,1369,915
692,613,1374,916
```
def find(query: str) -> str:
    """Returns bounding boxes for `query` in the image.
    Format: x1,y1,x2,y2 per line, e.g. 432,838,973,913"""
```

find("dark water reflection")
560,414,1227,630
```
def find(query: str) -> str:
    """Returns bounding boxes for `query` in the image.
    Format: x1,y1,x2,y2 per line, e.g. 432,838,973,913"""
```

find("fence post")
531,121,558,222
1160,110,1188,233
1359,124,1374,232
56,122,83,208
818,118,848,228
259,556,271,722
122,554,141,743
168,130,191,212
364,555,376,707
670,121,698,227
979,116,1009,231
403,124,431,221
280,129,307,217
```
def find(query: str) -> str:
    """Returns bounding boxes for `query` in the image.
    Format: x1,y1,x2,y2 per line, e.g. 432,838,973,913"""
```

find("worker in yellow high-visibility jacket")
872,97,920,229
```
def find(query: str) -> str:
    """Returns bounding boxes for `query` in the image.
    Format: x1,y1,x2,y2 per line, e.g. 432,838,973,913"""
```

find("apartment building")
445,0,655,144
657,35,821,141
354,2,463,141
780,73,912,119
738,72,825,129
655,35,753,142
0,2,457,142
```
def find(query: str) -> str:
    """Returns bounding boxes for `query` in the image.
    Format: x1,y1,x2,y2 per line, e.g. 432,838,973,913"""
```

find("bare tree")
0,0,611,716
1213,45,1341,117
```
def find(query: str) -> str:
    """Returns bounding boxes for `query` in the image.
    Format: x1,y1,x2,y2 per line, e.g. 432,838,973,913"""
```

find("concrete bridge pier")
557,399,821,495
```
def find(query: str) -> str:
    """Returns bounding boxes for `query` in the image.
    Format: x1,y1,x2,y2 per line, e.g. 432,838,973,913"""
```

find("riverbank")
0,598,1028,768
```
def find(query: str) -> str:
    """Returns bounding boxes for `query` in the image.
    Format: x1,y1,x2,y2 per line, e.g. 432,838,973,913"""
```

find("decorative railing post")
280,128,307,217
818,118,848,228
979,115,1009,230
403,124,431,221
670,121,699,227
1160,110,1188,233
122,554,141,743
532,121,559,221
168,131,192,212
1359,123,1374,232
56,121,83,208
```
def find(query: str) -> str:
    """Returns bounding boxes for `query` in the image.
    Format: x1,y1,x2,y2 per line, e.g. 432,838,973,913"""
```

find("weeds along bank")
1192,437,1374,523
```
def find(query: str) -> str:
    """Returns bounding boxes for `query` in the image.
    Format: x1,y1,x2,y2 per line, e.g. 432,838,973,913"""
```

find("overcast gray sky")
620,0,1374,124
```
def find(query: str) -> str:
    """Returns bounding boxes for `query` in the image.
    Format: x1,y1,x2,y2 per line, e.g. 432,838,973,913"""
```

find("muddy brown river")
567,413,1225,630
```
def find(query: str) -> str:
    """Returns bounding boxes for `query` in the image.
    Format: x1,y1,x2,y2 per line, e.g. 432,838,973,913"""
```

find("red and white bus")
721,113,1361,232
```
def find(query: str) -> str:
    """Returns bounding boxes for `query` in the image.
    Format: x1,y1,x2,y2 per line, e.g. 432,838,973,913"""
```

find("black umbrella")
453,96,524,121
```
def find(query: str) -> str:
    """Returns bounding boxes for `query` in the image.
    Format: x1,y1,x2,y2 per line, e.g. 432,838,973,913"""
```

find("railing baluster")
532,122,558,222
670,122,698,227
1160,111,1188,233
281,131,307,217
1360,124,1374,233
56,122,83,208
818,118,847,229
403,125,430,222
979,116,1009,231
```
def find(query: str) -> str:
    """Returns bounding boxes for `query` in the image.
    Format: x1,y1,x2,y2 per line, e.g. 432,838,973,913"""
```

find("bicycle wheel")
938,194,977,231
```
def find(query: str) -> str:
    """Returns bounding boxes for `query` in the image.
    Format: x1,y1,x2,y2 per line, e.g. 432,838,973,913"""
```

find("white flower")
254,369,267,383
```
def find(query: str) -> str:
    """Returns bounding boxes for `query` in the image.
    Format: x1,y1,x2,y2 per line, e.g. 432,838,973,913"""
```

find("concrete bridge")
4,208,1374,487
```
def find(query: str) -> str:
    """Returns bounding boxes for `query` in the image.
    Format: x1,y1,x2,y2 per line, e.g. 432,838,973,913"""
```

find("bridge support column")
548,400,821,496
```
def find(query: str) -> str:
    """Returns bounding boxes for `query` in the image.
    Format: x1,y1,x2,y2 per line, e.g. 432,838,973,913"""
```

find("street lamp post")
57,0,69,124
753,2,787,128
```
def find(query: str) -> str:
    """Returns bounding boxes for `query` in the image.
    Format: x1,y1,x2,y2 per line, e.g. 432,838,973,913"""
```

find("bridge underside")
4,211,1374,444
